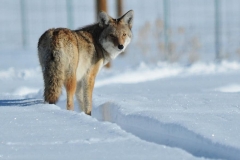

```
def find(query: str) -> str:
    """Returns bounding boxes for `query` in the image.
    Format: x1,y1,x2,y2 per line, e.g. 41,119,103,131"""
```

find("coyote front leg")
78,61,102,115
75,74,95,115
76,80,85,112
82,72,96,115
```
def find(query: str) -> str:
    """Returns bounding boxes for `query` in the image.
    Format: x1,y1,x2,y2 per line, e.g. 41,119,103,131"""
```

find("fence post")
66,0,74,29
96,0,107,19
163,0,170,59
117,0,123,17
20,0,27,49
214,0,221,60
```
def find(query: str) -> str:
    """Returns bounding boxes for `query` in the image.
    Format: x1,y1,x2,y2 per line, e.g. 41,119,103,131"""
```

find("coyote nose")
118,45,124,50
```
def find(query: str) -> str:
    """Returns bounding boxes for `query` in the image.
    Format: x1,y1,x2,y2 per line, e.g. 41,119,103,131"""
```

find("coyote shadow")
0,98,44,107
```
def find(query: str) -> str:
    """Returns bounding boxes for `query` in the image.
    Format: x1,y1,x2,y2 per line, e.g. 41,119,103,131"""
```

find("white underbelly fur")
76,53,105,82
76,52,91,81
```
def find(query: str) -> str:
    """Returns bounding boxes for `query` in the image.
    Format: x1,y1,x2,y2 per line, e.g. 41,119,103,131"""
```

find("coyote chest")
75,52,104,82
38,10,134,115
76,51,93,81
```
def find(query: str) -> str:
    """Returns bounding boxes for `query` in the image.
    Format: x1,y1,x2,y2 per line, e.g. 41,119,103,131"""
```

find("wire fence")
1,0,240,63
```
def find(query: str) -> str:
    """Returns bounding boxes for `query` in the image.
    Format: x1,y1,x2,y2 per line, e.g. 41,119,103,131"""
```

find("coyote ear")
99,11,110,27
121,10,134,29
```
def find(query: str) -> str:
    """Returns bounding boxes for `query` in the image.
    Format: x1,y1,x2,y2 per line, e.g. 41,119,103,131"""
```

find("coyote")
38,10,133,115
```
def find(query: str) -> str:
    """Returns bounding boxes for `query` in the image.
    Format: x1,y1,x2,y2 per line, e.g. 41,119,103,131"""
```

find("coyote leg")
76,80,85,112
65,75,77,110
83,61,103,115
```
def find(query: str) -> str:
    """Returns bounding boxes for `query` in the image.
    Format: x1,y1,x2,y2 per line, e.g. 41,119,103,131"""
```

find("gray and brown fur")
38,10,134,115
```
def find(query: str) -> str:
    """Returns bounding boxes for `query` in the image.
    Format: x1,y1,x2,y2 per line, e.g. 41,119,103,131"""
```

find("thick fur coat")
38,10,133,115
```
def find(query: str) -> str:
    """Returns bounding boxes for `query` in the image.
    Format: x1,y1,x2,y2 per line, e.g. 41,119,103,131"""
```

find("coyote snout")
118,45,124,50
38,10,134,115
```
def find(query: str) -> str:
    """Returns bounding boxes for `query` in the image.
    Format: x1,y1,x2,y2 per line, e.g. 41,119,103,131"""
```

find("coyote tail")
39,31,65,104
43,50,64,104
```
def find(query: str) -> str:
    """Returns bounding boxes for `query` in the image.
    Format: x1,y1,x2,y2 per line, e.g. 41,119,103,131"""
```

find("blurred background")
1,0,240,65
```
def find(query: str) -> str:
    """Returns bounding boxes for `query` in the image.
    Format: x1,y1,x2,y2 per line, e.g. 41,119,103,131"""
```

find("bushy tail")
42,49,65,104
38,30,65,104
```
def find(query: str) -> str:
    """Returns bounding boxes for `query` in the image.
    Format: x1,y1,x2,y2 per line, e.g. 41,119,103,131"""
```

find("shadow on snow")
0,98,44,107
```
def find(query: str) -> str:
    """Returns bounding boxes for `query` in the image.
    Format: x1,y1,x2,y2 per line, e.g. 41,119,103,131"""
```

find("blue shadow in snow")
0,98,44,107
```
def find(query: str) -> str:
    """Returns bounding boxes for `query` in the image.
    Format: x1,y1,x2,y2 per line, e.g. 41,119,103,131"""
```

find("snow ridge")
92,102,240,160
95,61,240,87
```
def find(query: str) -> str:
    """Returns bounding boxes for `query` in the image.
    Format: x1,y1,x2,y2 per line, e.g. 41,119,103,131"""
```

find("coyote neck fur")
74,24,111,65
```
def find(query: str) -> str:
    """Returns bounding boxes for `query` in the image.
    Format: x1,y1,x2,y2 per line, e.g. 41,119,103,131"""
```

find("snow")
1,50,240,160
93,73,240,159
1,1,240,158
1,103,190,160
216,84,240,93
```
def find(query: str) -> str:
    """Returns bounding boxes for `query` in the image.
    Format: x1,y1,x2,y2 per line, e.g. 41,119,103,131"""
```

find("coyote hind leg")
65,74,77,110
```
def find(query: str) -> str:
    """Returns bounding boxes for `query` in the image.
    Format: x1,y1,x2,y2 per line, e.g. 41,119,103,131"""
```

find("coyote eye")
109,34,115,38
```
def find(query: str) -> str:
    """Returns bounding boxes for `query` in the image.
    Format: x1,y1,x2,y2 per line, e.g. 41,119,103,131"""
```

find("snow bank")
96,61,240,87
0,67,41,80
0,100,200,160
215,84,240,93
93,101,240,160
93,71,240,160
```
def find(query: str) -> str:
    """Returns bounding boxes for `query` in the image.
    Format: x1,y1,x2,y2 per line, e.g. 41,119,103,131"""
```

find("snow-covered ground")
1,1,240,159
1,50,240,160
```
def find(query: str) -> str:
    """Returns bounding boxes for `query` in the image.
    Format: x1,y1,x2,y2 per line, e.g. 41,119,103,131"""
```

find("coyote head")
98,10,134,59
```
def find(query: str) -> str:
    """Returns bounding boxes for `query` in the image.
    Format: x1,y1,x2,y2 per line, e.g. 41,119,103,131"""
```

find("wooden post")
96,0,111,68
96,0,107,16
117,0,123,17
